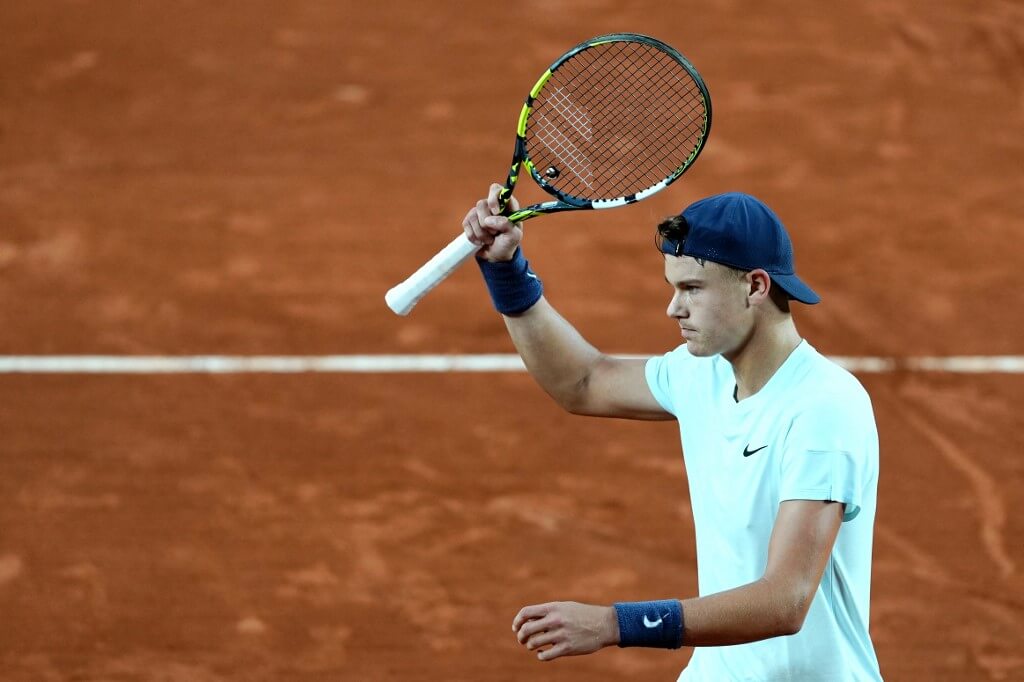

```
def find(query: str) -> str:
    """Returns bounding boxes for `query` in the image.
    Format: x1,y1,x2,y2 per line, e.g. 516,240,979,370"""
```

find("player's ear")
746,269,772,306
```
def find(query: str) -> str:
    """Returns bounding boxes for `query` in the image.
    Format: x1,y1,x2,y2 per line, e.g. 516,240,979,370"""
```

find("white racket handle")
385,233,480,315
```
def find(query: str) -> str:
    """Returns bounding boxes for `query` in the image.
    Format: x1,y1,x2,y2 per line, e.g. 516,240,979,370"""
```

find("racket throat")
498,137,529,216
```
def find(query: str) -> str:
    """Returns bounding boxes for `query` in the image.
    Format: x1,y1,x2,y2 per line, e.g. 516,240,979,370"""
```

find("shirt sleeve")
644,345,700,418
779,393,876,522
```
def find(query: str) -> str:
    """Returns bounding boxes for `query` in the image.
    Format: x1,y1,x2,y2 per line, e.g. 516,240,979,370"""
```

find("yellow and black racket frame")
497,32,712,223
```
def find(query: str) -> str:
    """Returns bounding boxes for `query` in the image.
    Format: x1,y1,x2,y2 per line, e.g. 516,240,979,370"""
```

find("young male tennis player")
463,185,882,681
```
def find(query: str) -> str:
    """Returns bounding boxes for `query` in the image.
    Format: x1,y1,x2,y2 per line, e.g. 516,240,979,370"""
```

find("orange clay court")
1,1,1023,680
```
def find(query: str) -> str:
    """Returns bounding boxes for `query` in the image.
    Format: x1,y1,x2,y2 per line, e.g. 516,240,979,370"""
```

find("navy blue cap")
660,192,820,304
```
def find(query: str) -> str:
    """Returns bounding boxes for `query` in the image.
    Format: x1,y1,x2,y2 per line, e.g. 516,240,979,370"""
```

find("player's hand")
462,183,523,263
512,601,619,661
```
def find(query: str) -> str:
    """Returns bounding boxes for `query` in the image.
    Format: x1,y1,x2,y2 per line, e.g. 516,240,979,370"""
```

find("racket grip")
385,233,480,315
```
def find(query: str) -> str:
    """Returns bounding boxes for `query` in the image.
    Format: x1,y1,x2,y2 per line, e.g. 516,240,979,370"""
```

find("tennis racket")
385,32,712,315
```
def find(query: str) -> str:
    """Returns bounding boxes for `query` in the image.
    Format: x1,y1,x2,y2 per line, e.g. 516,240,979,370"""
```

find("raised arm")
463,184,670,421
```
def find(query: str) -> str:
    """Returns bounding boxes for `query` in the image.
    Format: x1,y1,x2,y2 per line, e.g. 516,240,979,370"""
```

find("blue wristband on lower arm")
614,600,684,649
476,247,543,315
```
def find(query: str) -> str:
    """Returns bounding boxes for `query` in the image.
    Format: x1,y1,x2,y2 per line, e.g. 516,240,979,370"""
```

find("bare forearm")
502,297,604,411
511,583,805,663
680,578,805,646
680,501,839,646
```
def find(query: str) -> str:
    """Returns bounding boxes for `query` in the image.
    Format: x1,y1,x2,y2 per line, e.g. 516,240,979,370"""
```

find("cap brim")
770,274,821,305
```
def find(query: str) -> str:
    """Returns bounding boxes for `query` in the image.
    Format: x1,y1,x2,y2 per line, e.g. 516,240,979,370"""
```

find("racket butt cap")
385,287,414,316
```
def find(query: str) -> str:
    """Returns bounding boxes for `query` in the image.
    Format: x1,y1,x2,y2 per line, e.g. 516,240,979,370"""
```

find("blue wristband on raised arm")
614,600,684,649
476,247,544,315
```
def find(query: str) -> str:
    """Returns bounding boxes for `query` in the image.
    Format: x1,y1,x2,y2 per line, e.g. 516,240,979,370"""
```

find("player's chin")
683,338,715,357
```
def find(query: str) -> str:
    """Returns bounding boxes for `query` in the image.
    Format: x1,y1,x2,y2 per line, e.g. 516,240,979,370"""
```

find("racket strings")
584,45,706,147
594,62,706,187
535,87,596,191
567,45,703,192
527,41,708,200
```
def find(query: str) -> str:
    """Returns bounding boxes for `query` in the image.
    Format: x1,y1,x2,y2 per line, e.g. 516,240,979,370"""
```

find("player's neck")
726,316,802,402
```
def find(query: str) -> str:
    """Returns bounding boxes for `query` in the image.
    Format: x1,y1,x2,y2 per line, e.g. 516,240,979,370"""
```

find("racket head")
507,33,711,220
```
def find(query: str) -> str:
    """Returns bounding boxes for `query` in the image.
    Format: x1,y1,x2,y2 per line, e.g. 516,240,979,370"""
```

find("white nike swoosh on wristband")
643,615,662,628
526,272,539,279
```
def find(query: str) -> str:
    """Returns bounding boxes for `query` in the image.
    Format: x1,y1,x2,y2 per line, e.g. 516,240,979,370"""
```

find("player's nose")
666,291,687,318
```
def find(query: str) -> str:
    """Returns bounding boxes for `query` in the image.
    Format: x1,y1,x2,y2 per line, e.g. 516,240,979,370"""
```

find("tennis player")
463,185,883,681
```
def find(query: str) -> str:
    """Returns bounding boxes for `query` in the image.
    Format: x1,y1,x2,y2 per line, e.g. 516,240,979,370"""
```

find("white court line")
0,355,1022,373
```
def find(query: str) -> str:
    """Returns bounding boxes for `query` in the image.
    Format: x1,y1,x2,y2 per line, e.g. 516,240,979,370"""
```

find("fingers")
516,616,552,644
523,629,571,662
487,183,504,215
513,601,612,662
524,627,559,651
517,618,567,662
464,199,517,248
513,603,567,661
537,642,570,662
487,183,520,215
513,603,552,632
462,201,490,247
465,184,524,262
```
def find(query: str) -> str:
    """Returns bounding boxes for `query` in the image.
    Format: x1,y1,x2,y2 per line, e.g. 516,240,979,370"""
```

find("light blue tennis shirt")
645,340,882,681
